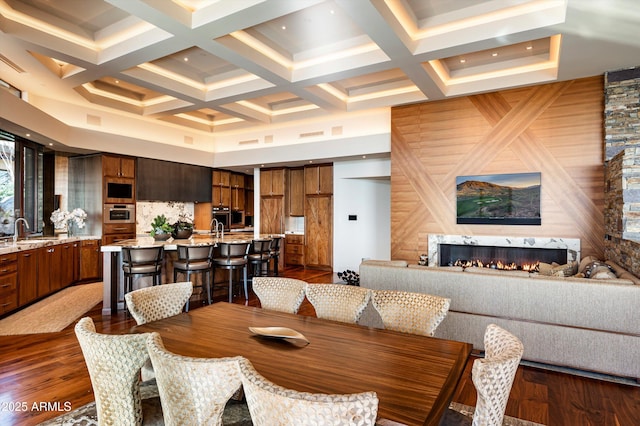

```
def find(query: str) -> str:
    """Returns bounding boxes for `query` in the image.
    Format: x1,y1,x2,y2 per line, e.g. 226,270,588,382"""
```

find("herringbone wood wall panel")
391,76,605,263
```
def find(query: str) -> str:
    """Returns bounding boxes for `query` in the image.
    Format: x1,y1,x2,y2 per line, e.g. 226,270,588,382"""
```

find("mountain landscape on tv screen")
456,180,540,220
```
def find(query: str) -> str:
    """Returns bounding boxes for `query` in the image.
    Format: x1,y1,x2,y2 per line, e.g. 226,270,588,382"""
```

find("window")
0,130,44,237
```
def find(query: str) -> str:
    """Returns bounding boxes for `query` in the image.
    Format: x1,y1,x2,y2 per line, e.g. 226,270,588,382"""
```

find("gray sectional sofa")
357,260,640,379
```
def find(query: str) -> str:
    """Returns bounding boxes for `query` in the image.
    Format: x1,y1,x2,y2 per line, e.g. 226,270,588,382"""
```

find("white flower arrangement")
50,208,87,230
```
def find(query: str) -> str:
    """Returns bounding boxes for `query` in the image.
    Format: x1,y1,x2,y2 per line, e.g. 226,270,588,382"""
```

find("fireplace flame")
453,259,540,272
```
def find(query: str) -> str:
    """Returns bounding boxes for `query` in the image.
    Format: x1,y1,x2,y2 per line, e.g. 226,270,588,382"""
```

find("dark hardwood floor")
0,267,638,425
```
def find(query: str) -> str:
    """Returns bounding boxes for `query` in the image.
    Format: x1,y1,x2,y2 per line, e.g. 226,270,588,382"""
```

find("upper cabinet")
212,170,231,207
288,168,305,216
137,158,211,202
231,173,245,211
103,155,135,178
260,168,285,196
305,164,333,195
213,170,230,187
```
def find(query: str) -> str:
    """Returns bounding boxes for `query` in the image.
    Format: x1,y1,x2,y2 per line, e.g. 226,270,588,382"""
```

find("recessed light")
25,133,30,137
48,143,53,146
526,46,533,50
281,26,286,30
184,57,189,62
460,59,466,63
115,80,119,84
492,52,498,57
309,160,313,163
330,9,335,14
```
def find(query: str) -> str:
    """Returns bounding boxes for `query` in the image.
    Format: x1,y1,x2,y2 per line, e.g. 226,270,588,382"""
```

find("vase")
67,222,74,237
153,232,171,241
172,229,193,239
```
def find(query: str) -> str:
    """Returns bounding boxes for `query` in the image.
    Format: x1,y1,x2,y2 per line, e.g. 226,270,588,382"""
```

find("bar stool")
122,245,164,295
248,239,272,279
173,244,215,311
212,241,250,303
269,236,282,276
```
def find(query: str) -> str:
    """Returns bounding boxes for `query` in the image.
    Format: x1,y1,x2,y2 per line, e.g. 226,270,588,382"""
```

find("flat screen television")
456,172,541,225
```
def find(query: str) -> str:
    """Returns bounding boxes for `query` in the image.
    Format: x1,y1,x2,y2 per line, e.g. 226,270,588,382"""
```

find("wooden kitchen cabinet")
80,239,102,281
231,173,245,211
0,253,18,315
36,246,62,297
103,154,135,178
213,170,231,186
17,250,37,305
260,168,285,196
59,242,77,288
260,197,284,234
103,223,136,246
231,173,245,188
288,168,305,216
305,164,332,195
305,195,333,270
285,234,305,266
212,170,231,207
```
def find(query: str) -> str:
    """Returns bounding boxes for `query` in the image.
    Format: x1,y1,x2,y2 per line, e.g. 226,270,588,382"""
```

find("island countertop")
101,233,284,252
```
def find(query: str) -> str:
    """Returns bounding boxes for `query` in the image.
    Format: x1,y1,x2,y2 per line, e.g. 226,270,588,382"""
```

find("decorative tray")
248,326,309,344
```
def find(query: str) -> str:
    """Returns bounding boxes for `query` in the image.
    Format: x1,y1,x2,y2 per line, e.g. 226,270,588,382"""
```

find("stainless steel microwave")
105,179,135,203
104,204,135,223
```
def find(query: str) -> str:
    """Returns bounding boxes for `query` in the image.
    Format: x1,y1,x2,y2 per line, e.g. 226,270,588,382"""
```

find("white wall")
333,158,391,273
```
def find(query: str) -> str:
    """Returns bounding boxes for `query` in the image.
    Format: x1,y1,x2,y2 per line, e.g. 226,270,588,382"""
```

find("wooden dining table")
133,303,472,426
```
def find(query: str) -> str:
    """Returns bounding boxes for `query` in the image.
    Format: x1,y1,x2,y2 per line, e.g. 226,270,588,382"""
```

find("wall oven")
104,204,135,224
212,207,230,231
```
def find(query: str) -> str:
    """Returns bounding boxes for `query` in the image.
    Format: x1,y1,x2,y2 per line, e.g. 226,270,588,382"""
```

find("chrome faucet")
211,218,218,235
217,221,224,239
14,217,29,243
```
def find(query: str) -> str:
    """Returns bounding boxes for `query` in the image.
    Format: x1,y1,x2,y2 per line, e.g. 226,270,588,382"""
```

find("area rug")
39,381,544,426
0,282,103,335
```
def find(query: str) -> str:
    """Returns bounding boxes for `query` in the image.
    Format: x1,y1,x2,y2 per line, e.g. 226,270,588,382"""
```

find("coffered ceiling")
1,0,640,139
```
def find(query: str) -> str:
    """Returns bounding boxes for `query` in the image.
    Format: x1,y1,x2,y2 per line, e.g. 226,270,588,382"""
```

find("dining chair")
74,317,153,426
124,281,193,325
439,323,524,426
146,333,244,426
304,283,371,324
238,358,379,426
252,277,307,314
172,244,215,310
370,289,451,336
212,241,250,303
247,238,272,278
269,236,282,276
122,245,164,294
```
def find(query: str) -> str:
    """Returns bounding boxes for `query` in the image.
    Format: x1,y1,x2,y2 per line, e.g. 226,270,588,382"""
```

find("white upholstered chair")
439,324,524,426
472,323,524,426
238,358,379,426
370,289,451,336
304,283,370,323
125,282,193,325
252,277,307,314
74,317,153,426
146,333,243,426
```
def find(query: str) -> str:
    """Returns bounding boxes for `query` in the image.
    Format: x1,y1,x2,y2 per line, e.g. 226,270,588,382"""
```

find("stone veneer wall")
604,66,640,276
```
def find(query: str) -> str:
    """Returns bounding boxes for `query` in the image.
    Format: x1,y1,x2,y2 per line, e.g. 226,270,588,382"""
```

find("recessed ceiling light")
362,155,366,159
184,57,189,62
25,133,30,137
309,160,313,163
48,143,53,146
115,80,119,83
330,10,335,14
460,59,466,63
281,26,286,30
526,46,533,50
492,52,498,57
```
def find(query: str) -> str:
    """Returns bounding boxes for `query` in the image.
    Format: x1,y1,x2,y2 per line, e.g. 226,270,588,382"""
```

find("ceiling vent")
0,54,25,73
239,139,259,145
299,130,324,139
86,114,101,126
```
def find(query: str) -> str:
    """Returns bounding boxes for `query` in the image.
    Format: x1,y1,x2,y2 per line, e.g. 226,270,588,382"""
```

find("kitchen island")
101,233,282,315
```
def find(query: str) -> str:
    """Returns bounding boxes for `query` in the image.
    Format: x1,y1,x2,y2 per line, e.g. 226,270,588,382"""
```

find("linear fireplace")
428,234,580,269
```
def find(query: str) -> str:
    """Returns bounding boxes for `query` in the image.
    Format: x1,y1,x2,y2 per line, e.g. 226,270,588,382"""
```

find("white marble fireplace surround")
428,234,580,267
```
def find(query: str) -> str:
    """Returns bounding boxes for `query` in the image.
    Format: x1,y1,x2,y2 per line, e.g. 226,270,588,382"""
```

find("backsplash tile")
136,201,194,235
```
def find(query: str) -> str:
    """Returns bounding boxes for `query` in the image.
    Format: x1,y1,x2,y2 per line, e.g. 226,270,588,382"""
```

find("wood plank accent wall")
391,76,605,263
